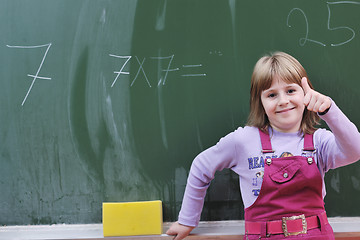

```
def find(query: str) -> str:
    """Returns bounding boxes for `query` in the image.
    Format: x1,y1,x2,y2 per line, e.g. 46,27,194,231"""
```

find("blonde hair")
246,52,319,134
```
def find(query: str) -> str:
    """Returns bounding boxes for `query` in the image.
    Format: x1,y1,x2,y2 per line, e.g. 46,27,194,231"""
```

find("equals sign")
181,64,206,77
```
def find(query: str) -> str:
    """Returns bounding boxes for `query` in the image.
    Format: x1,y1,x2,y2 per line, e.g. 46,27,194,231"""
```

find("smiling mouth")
276,107,296,114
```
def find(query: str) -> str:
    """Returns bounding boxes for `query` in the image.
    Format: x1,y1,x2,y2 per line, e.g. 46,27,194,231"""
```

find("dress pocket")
269,161,302,183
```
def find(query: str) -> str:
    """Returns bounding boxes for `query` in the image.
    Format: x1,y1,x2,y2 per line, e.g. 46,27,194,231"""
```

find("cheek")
260,97,267,112
296,92,305,102
299,104,306,114
296,95,305,108
261,99,273,116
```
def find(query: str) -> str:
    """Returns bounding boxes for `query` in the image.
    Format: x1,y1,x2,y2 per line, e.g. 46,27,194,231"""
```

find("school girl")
166,52,360,239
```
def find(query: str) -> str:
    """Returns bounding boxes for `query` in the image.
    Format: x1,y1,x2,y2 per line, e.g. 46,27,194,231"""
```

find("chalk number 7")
6,43,52,106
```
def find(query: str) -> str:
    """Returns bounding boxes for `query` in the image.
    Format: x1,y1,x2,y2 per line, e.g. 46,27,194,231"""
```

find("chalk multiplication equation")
6,44,208,106
109,54,206,88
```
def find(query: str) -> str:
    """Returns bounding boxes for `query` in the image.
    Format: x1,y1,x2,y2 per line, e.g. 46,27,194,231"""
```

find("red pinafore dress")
243,129,334,239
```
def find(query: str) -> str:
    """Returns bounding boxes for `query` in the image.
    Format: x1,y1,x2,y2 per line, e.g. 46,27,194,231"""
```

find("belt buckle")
281,214,307,237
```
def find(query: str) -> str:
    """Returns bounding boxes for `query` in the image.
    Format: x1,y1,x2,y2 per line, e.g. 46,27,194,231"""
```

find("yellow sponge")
102,200,163,237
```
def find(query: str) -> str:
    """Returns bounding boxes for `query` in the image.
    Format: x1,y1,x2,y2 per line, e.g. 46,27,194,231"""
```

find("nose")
278,93,289,105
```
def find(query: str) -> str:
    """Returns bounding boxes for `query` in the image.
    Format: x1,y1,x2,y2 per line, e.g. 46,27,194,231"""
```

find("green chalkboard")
1,0,360,225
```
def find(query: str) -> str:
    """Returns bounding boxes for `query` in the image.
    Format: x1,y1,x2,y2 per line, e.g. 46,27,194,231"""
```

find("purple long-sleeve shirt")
178,101,360,227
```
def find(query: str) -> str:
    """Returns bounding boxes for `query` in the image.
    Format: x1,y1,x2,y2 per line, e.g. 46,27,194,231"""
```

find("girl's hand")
166,221,194,240
301,77,331,113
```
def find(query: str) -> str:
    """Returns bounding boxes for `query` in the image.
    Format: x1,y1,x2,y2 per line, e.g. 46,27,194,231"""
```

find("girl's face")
261,76,305,133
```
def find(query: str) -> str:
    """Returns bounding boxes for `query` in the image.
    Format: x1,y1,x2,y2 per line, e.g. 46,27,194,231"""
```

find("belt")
245,212,328,237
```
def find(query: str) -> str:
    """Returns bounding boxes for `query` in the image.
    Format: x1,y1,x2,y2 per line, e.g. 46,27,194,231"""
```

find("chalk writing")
287,1,360,47
6,47,208,105
181,64,206,77
287,8,326,47
109,54,131,88
209,50,223,56
150,55,179,86
6,43,52,106
327,1,360,46
109,54,206,88
131,56,151,87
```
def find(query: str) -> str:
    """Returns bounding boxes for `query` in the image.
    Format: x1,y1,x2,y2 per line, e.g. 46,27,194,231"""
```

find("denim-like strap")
303,133,315,151
258,129,274,153
259,128,315,153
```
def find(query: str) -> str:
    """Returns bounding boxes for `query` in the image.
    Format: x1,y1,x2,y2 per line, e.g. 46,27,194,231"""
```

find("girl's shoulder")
233,125,259,136
229,126,260,143
312,127,333,145
217,126,259,145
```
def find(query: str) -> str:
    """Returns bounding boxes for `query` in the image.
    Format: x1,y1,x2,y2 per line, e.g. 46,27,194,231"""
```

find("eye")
287,89,296,94
268,93,276,98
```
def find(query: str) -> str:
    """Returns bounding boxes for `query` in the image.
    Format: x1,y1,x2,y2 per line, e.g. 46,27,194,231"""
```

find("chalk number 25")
287,1,360,47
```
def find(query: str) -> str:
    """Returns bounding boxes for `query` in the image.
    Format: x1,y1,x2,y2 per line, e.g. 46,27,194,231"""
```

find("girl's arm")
166,222,194,240
302,77,360,169
316,101,360,169
167,130,239,239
